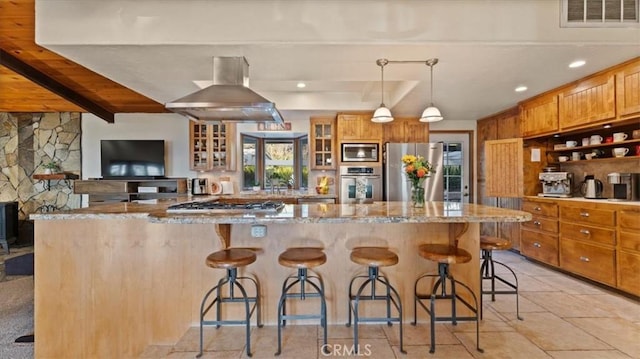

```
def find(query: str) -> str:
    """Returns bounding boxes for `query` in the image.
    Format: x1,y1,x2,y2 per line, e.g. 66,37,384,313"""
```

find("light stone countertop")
30,198,532,224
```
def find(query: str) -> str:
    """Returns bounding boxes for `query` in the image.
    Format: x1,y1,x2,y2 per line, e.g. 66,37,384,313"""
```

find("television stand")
74,178,188,204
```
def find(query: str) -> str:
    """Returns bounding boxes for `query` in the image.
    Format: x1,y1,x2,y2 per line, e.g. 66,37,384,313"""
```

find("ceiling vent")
561,0,639,27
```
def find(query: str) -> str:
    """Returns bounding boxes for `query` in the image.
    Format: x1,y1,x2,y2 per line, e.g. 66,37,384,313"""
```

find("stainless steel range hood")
165,57,284,124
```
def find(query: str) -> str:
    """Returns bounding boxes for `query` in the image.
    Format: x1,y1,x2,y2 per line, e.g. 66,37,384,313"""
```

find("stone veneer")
0,112,81,242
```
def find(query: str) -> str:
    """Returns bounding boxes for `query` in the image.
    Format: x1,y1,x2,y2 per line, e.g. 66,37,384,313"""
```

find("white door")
429,132,472,203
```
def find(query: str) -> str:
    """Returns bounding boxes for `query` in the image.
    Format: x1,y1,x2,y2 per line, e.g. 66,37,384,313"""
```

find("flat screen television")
100,140,166,179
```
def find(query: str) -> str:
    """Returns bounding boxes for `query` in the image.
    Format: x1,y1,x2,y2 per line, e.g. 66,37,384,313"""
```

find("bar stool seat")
276,248,327,356
480,236,512,251
279,247,327,268
418,244,472,264
206,248,256,268
413,243,482,354
198,248,262,358
347,247,405,354
479,236,522,321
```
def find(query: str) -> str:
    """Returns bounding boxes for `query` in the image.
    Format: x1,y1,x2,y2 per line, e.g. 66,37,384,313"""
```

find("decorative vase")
44,168,52,175
411,184,425,208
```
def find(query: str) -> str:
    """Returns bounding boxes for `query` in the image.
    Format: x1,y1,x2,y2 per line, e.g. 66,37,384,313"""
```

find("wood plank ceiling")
0,0,167,122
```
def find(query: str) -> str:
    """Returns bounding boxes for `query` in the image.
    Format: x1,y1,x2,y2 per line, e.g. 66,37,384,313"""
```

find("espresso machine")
607,173,640,201
538,172,574,198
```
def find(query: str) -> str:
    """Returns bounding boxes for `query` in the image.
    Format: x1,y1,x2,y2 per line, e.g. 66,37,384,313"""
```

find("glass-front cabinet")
310,116,336,170
189,121,236,171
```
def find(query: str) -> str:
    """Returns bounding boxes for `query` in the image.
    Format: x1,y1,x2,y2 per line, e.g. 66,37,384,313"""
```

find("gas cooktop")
166,200,286,214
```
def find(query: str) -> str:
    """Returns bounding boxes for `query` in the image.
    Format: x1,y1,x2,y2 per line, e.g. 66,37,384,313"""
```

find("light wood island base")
34,220,479,358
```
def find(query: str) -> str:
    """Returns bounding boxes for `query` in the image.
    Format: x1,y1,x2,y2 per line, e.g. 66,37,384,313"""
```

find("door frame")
429,130,475,203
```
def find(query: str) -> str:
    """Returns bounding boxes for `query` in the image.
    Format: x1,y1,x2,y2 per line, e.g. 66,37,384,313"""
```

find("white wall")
81,113,192,179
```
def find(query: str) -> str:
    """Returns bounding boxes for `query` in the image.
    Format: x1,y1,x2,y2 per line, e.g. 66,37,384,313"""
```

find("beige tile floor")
140,251,640,359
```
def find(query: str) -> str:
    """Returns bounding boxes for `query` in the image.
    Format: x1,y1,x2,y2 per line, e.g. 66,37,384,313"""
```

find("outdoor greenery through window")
242,134,308,191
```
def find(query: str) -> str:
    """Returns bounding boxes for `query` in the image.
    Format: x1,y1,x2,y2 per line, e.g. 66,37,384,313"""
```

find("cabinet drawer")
619,210,640,231
560,222,615,246
521,229,558,266
560,239,615,286
522,215,558,233
619,230,640,253
560,207,615,227
522,201,558,218
617,250,640,296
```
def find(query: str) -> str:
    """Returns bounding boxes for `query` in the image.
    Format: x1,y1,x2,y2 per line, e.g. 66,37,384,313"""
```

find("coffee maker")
607,173,640,201
538,172,574,198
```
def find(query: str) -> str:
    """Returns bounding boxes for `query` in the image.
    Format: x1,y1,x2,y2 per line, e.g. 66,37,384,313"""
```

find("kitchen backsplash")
557,159,640,198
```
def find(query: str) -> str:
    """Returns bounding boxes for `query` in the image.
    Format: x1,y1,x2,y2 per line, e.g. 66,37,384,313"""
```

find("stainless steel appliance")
341,143,379,162
339,166,382,203
383,143,444,202
607,172,640,201
580,175,603,199
538,172,573,198
191,178,210,195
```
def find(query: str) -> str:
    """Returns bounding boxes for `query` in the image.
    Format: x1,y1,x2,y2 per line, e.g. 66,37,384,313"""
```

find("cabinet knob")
533,242,541,248
533,220,541,226
579,229,590,235
534,207,541,211
580,211,590,217
579,256,590,262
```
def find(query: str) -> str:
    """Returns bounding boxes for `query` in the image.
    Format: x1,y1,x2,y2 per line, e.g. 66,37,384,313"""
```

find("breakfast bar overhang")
31,201,530,358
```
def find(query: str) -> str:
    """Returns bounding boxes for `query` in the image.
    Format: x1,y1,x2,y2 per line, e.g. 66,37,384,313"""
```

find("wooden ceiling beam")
0,48,114,122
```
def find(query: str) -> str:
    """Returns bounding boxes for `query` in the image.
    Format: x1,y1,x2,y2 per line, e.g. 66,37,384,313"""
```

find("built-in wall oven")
339,166,382,204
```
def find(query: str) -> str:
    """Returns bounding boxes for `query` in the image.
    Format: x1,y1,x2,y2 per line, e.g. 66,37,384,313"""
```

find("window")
242,134,308,190
561,0,638,27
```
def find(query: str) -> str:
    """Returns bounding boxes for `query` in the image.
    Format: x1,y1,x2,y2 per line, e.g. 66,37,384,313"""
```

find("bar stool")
412,244,483,354
347,247,405,354
480,236,522,320
275,247,327,356
197,248,262,358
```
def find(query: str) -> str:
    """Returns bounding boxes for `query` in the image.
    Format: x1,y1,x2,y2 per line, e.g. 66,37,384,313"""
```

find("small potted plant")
252,180,261,192
42,161,60,174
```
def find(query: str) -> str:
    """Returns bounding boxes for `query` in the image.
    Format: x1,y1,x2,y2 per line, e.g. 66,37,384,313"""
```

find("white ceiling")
36,0,640,122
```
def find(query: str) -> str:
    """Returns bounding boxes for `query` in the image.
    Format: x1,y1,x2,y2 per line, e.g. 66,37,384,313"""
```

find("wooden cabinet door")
310,116,336,170
189,122,211,171
559,73,616,130
484,138,523,197
382,118,429,143
404,119,429,142
337,113,381,141
616,59,640,119
520,94,559,138
189,122,236,171
360,115,383,141
337,114,361,140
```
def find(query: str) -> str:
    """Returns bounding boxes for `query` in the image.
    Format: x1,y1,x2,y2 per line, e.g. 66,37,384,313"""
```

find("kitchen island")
30,199,530,358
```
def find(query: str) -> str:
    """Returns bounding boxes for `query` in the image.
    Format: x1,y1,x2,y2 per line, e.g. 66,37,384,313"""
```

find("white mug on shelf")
581,138,590,146
566,140,578,148
571,152,580,161
558,156,569,162
589,135,603,145
612,148,629,157
613,132,628,142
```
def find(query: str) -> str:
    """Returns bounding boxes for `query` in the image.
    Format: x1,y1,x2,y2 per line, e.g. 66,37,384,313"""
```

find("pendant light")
371,58,394,123
420,58,443,123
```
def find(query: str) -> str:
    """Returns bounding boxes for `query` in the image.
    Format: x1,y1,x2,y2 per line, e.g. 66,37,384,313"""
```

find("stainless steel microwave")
341,143,379,162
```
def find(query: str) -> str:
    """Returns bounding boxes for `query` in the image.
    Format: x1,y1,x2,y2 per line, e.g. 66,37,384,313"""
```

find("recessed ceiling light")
515,86,528,92
569,60,586,68
296,82,306,88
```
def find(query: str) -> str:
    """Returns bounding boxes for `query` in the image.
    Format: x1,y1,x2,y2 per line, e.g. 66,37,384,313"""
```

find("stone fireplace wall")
0,112,81,243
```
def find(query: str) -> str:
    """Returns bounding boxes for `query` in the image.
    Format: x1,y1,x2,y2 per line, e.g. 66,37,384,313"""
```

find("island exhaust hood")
165,57,284,124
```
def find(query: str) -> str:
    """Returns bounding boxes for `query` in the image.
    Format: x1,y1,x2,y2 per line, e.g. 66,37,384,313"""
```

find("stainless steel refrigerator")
384,142,444,202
